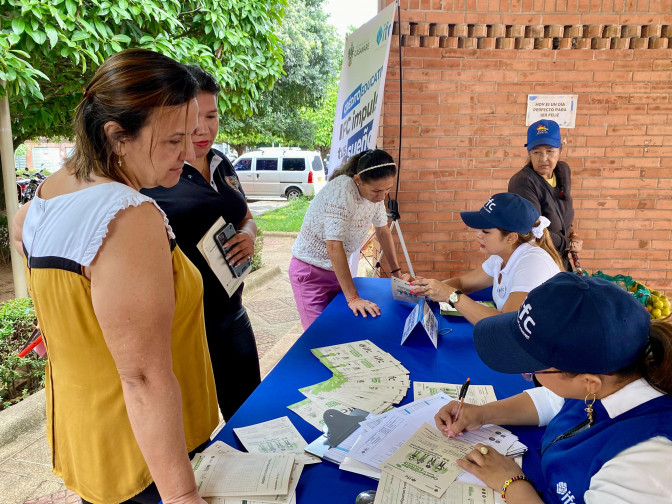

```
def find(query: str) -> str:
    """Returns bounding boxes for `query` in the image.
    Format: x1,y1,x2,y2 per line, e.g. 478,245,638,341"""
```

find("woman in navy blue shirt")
143,67,260,421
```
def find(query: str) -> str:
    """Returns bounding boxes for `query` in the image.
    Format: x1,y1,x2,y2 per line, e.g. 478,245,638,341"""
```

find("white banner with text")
327,2,396,176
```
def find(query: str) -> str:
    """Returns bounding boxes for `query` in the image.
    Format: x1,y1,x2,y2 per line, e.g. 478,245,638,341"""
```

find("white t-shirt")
292,175,388,270
481,242,560,310
525,380,672,504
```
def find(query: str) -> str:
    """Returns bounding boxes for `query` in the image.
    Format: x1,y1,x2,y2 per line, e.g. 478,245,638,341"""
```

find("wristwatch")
448,290,463,308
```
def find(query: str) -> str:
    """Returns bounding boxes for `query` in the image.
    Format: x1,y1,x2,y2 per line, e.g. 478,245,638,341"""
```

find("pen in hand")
453,377,471,422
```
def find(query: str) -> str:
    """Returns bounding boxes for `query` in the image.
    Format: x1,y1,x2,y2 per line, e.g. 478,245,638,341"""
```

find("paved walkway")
0,233,300,504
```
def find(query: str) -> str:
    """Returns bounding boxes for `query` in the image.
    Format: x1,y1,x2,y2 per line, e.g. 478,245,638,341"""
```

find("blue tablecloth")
212,277,544,503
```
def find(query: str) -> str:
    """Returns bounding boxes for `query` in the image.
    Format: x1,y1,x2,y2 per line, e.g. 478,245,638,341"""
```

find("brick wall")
378,0,672,290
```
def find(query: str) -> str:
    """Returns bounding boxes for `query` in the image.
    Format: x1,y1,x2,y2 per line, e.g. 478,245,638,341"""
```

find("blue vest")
538,394,672,504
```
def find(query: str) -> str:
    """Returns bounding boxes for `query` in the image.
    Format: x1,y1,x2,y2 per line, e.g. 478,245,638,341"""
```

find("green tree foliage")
0,297,43,411
219,0,341,155
299,80,338,157
0,0,287,147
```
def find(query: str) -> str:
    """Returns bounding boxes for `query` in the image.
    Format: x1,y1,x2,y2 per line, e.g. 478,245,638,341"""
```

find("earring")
584,392,596,424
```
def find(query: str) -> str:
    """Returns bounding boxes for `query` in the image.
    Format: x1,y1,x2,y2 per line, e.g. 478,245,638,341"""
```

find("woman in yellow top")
12,49,218,504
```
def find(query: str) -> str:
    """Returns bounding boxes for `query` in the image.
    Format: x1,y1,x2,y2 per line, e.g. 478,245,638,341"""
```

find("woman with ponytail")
435,273,672,504
410,193,562,326
290,149,404,330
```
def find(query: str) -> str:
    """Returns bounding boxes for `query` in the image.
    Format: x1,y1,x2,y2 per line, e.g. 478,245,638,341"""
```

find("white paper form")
381,423,473,497
214,496,296,504
287,397,358,431
215,496,296,504
201,440,241,456
196,217,249,297
348,395,451,471
233,416,321,465
413,382,497,406
208,462,304,504
311,340,389,362
193,453,295,497
348,374,411,389
391,277,424,304
359,393,451,433
374,471,494,504
299,379,396,414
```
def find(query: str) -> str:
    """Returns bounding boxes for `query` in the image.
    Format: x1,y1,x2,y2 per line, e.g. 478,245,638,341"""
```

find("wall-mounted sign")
526,95,578,128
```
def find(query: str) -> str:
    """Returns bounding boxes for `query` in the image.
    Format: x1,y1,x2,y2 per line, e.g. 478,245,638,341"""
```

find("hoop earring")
584,392,596,424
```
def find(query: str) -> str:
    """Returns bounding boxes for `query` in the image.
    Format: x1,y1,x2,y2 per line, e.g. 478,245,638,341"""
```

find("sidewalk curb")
0,387,46,447
244,265,282,294
263,231,299,238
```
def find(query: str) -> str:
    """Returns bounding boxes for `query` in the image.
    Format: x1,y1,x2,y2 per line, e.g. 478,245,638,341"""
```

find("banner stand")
373,1,416,278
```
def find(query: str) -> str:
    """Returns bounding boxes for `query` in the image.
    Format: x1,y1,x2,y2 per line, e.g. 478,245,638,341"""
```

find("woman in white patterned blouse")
290,149,404,330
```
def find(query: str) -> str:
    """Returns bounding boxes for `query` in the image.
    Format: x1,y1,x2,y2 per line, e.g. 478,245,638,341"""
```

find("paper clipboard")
196,217,250,297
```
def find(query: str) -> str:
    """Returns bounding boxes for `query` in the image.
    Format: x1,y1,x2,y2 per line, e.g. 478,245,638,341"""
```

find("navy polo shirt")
142,149,248,317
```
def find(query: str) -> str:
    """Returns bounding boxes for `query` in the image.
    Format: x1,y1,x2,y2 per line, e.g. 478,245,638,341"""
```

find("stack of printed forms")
342,389,527,485
192,440,302,504
287,340,410,430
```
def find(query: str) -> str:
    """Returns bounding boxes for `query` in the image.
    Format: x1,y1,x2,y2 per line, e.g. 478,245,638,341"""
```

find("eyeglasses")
521,370,566,381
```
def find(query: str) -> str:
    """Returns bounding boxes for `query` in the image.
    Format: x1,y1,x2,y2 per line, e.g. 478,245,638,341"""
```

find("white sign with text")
526,94,578,128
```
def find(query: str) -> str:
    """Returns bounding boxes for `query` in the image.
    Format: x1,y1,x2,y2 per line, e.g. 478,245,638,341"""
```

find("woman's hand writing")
434,401,485,437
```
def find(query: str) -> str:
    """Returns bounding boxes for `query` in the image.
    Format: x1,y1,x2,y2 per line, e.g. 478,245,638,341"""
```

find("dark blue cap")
473,273,651,374
526,119,562,150
460,193,540,234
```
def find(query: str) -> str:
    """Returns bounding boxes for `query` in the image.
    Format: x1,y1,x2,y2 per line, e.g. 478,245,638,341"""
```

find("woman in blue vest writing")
435,273,672,504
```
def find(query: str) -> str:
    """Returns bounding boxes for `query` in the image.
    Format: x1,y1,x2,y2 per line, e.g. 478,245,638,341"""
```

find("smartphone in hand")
214,223,251,278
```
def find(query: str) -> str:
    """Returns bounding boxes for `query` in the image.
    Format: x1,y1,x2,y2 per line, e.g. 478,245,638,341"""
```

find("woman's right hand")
347,297,381,318
435,400,485,437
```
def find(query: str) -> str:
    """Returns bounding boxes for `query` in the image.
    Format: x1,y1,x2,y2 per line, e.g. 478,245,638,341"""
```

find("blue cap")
526,120,562,150
473,273,651,374
460,193,540,234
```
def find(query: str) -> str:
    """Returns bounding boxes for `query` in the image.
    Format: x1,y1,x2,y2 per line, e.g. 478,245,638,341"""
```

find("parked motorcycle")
16,167,48,204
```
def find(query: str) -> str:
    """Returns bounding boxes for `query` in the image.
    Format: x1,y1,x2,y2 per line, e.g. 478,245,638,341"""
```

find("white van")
232,148,326,200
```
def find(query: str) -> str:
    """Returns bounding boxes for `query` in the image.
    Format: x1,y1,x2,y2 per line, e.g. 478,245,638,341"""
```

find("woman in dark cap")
409,193,562,325
435,273,672,504
508,119,581,271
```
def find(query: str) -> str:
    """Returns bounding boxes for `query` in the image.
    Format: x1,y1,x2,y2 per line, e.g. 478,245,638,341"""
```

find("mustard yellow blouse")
23,183,218,504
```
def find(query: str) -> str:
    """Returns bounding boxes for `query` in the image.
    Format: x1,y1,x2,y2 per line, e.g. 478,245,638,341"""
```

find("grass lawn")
256,197,311,232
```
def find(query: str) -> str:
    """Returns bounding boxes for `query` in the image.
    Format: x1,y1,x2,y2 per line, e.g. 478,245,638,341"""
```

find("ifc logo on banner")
377,21,392,45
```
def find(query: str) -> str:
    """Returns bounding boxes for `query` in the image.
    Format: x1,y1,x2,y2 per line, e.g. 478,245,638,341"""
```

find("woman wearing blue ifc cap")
434,273,672,504
409,193,563,325
508,120,581,271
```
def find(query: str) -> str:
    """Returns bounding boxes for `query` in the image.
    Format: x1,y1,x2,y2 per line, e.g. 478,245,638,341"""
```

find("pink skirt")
289,257,342,330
